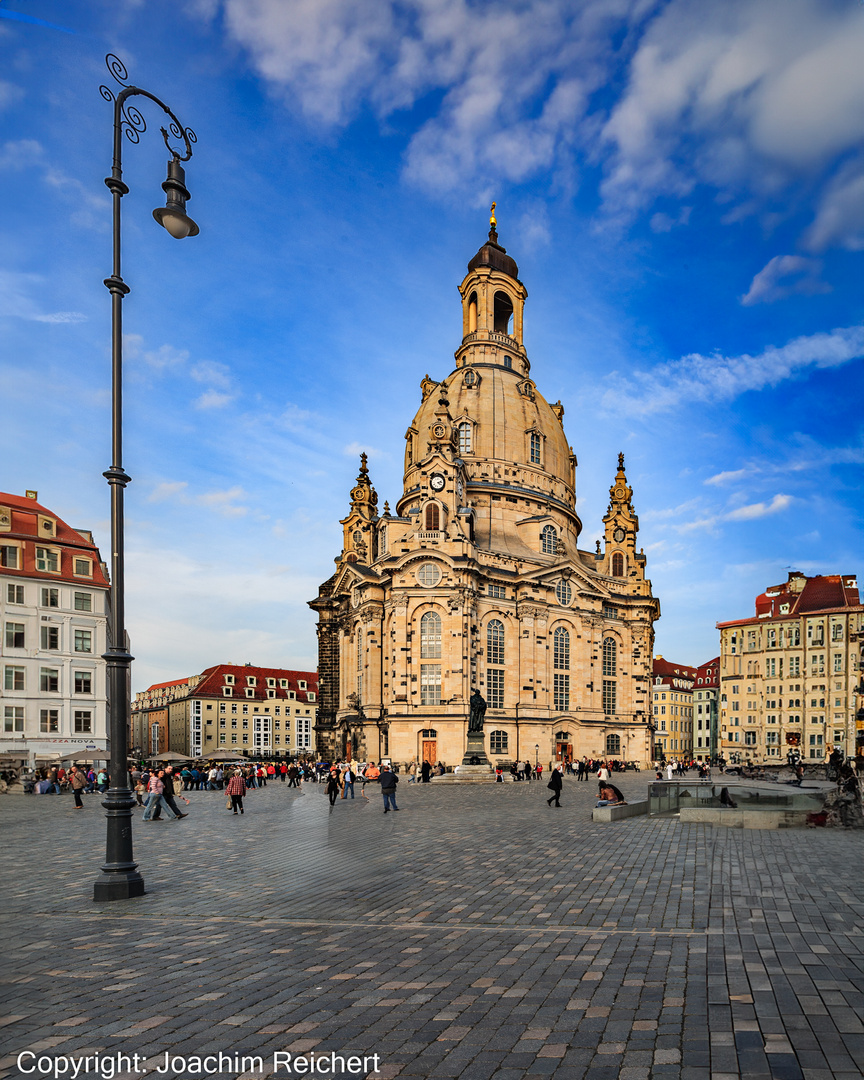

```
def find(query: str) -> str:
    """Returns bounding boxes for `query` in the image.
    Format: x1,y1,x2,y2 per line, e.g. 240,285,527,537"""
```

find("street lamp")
535,743,539,766
93,55,199,903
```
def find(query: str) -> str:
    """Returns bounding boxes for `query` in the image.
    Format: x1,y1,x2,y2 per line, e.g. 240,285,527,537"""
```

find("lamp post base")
93,872,146,902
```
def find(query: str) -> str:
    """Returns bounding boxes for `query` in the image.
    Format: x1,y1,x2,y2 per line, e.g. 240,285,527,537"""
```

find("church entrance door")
421,740,436,764
342,733,352,762
555,741,572,762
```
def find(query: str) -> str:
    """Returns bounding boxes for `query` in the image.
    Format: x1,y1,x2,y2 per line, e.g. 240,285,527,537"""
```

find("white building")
1,491,110,766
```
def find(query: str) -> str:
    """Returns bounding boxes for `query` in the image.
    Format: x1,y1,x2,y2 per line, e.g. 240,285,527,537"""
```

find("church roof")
467,227,519,280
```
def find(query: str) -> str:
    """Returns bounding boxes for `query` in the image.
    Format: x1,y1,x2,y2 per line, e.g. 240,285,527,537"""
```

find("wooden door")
555,742,572,762
422,740,436,764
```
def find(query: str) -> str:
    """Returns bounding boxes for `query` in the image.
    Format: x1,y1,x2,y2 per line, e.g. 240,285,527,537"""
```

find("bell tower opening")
493,291,513,335
468,291,478,333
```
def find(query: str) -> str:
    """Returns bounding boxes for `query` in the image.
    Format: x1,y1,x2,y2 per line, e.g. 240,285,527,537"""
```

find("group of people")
23,764,107,796
323,761,400,812
541,762,627,809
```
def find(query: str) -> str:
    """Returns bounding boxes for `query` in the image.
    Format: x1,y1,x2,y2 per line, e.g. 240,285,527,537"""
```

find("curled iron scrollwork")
105,53,130,87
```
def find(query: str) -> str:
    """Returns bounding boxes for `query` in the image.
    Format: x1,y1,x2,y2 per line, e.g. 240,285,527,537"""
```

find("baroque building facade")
310,223,660,768
651,656,696,761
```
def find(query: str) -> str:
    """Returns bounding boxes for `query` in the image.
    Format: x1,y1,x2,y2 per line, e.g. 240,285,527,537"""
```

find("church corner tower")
310,212,660,767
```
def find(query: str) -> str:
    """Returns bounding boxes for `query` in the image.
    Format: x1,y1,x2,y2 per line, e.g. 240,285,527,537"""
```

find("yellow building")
310,221,660,769
717,572,863,765
651,656,696,761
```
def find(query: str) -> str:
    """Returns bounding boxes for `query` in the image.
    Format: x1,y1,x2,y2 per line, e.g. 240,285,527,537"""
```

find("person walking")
153,766,188,820
142,773,179,821
341,764,355,799
69,766,87,809
420,760,432,783
325,768,340,807
547,764,563,807
226,769,246,814
378,764,399,812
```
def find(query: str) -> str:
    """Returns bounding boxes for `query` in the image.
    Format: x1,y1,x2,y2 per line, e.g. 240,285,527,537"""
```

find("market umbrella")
148,751,193,763
58,750,107,763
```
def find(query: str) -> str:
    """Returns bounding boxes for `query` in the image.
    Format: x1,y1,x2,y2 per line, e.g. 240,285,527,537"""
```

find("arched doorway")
554,730,572,763
420,728,437,763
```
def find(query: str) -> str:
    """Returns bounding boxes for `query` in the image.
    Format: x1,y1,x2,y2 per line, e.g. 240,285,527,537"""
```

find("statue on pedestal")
468,689,487,733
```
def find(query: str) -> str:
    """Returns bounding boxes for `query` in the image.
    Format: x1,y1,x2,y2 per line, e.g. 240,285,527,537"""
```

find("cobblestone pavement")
1,773,862,1080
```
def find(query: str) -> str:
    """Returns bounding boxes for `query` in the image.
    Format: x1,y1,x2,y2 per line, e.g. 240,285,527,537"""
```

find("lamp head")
153,156,199,239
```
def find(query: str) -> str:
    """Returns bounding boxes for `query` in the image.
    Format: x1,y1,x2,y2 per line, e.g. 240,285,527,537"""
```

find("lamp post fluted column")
94,54,199,903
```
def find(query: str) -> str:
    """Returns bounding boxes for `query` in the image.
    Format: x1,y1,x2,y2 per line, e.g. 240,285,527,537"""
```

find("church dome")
467,227,519,281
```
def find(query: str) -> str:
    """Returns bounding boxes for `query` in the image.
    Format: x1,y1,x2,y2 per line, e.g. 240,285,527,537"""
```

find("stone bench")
592,800,648,822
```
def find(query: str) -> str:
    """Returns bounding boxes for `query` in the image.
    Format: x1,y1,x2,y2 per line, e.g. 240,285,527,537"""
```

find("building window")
245,687,255,698
4,666,25,690
420,611,442,658
833,654,843,672
489,729,508,754
420,664,441,706
41,626,60,650
602,604,618,619
74,592,92,612
5,622,25,648
73,558,92,577
74,630,92,653
745,731,757,746
267,689,276,698
242,703,249,714
603,679,617,715
6,583,24,604
487,669,504,709
541,524,557,554
556,580,572,606
488,584,506,598
554,672,570,711
4,706,24,732
35,547,60,573
425,503,440,531
40,709,59,733
40,587,59,607
416,563,442,587
421,728,438,738
74,671,92,694
487,620,504,665
458,422,472,454
611,552,624,577
606,733,621,755
1,545,19,569
554,627,570,671
530,432,541,465
602,637,617,676
225,674,235,684
223,687,233,696
73,710,92,733
40,667,59,692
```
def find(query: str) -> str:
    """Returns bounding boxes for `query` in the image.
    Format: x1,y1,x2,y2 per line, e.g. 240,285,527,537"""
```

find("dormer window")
267,689,276,699
224,674,235,685
541,524,556,555
308,692,316,701
74,558,92,577
279,679,288,688
246,676,257,686
266,678,276,687
222,687,232,697
298,681,307,690
245,687,255,698
36,547,60,573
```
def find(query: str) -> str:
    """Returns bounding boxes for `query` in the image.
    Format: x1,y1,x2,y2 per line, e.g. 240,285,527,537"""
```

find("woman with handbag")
546,765,563,807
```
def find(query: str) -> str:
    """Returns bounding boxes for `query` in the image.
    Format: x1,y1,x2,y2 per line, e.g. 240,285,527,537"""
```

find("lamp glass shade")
153,206,199,239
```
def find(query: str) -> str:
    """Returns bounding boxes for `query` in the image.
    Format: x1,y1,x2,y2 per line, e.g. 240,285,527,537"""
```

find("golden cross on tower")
490,202,497,229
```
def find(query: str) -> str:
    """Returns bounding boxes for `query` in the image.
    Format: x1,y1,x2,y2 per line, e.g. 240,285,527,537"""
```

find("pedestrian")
341,764,355,799
546,764,563,807
69,765,87,809
226,769,246,814
535,762,543,781
407,761,418,784
665,761,674,781
420,760,432,783
152,767,188,820
142,773,179,821
378,763,399,813
288,763,300,788
133,777,146,806
325,768,340,807
279,762,288,782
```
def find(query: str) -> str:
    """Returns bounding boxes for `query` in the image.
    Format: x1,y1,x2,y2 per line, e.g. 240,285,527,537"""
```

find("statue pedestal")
435,764,504,784
462,731,490,767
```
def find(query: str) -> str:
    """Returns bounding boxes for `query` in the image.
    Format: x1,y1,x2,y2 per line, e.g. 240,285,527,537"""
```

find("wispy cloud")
601,324,864,417
705,468,752,486
147,481,249,517
0,269,86,324
678,493,793,533
740,255,830,306
194,389,235,410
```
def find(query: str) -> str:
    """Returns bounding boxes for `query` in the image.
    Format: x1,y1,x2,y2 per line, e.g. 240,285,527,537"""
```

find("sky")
1,0,862,694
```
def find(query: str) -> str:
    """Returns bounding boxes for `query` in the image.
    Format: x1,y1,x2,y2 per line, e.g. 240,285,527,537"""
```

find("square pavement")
1,772,862,1080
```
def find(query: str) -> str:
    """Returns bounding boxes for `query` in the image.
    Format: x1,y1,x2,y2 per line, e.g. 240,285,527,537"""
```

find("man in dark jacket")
378,764,399,813
152,767,188,820
420,760,432,783
546,765,563,807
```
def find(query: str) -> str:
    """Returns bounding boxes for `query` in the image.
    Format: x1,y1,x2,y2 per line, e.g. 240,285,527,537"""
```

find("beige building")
1,491,110,766
131,664,318,758
310,221,660,768
651,656,696,761
717,572,863,765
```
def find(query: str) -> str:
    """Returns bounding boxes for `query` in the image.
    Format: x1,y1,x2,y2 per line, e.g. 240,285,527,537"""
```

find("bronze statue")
468,689,487,733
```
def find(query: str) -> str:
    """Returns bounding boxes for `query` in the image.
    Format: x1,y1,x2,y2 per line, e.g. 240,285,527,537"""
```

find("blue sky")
1,0,862,693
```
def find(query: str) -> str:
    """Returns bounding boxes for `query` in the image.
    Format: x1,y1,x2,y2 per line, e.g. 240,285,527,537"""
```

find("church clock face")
614,486,626,499
432,424,446,439
613,527,625,542
430,474,446,492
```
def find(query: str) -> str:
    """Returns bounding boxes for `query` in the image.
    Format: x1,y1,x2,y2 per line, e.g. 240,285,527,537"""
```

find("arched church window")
606,733,621,755
493,290,513,334
487,620,504,665
554,627,570,670
420,728,437,738
489,730,508,754
612,552,624,577
468,291,478,333
530,432,541,464
504,356,512,369
420,611,441,658
356,631,363,700
541,524,557,554
555,580,572,606
425,503,440,531
458,422,472,454
602,637,617,677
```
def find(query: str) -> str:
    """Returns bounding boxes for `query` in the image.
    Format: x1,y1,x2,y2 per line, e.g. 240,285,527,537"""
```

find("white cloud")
190,360,232,389
650,206,691,233
705,468,752,486
194,389,234,410
125,335,190,371
740,254,829,306
0,269,86,325
344,441,383,460
147,481,248,516
726,493,792,520
803,156,864,252
601,324,864,417
0,138,43,170
148,481,189,503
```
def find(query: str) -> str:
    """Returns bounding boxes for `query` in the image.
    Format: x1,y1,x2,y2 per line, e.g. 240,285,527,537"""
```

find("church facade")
309,222,660,768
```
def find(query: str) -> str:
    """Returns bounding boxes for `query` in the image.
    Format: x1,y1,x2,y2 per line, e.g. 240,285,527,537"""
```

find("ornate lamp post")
94,55,199,902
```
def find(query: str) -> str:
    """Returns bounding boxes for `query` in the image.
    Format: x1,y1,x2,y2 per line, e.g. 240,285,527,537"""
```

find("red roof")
0,491,109,587
694,657,719,688
719,571,861,627
653,656,697,688
192,664,318,704
144,676,196,692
